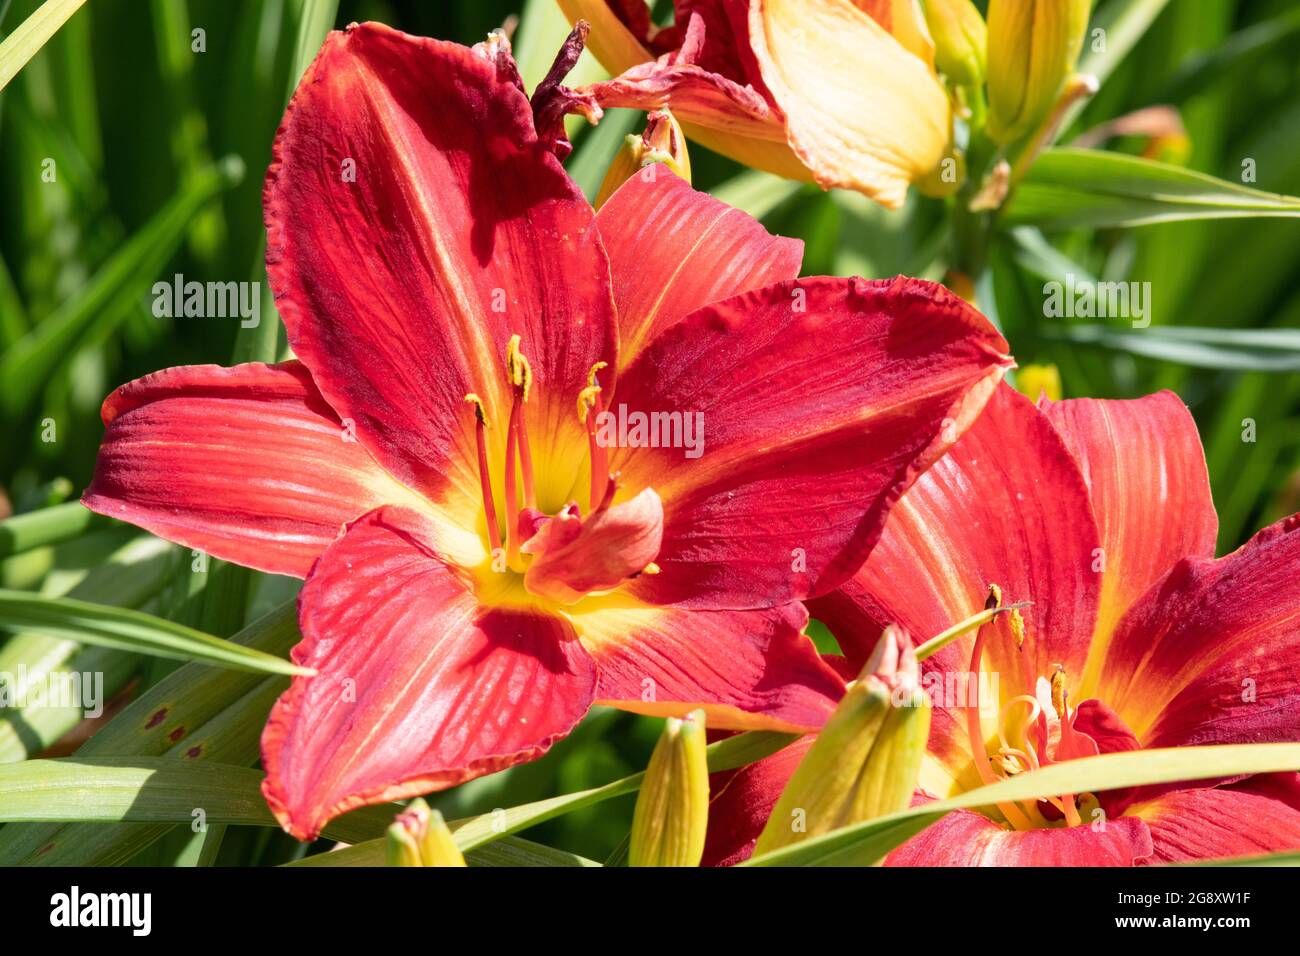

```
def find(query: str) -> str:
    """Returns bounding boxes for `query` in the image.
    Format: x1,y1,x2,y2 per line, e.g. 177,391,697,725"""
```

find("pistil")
506,336,537,505
503,336,537,565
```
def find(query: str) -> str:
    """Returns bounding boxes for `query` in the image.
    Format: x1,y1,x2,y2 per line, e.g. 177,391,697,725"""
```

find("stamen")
503,399,521,565
505,334,534,400
966,585,1035,831
1050,666,1084,827
464,394,502,554
516,404,536,509
580,362,610,511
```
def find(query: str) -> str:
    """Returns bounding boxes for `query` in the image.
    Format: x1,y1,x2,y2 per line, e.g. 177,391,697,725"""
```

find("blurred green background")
2,0,1300,863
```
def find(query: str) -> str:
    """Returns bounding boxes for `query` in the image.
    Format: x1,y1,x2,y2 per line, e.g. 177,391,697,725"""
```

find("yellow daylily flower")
558,0,952,209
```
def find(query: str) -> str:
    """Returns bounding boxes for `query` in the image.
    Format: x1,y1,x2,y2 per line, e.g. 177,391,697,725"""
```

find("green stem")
0,502,104,558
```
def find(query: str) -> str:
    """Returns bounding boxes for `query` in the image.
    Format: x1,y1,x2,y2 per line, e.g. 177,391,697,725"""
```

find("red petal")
1100,514,1300,743
264,23,615,502
582,43,781,142
814,384,1101,692
610,276,1010,610
82,362,438,578
809,385,1102,789
522,488,664,604
571,599,844,732
886,807,1153,866
1130,782,1300,864
595,168,802,364
702,734,810,866
261,506,595,840
1043,392,1217,688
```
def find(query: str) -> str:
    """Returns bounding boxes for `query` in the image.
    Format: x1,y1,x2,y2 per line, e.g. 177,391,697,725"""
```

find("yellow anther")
985,583,1003,609
506,334,533,401
1008,607,1026,649
587,361,608,388
642,562,660,575
463,393,488,427
1050,666,1067,718
577,384,602,423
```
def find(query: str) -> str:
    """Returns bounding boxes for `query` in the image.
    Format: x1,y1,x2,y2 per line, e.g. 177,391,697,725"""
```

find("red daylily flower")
706,383,1300,865
82,23,1011,840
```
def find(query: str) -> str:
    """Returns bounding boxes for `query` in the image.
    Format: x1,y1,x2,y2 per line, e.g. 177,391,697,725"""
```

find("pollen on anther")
577,384,601,422
506,334,534,401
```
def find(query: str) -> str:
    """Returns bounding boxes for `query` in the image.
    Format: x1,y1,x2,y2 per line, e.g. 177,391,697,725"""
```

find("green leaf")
1177,849,1300,867
287,730,800,867
711,169,804,221
0,602,302,864
0,157,243,415
227,0,340,365
1056,0,1173,138
742,742,1300,866
0,0,87,92
467,836,601,868
0,535,173,763
513,0,580,92
284,0,338,106
1003,148,1300,230
1006,226,1098,285
1159,7,1300,104
0,757,272,826
1046,324,1300,372
0,755,391,843
565,107,641,203
0,590,310,675
0,503,105,558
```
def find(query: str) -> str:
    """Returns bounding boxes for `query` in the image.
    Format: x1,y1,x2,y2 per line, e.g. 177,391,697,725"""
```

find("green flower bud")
753,626,931,856
986,0,1092,144
629,709,708,867
386,798,466,867
921,0,987,87
594,109,692,209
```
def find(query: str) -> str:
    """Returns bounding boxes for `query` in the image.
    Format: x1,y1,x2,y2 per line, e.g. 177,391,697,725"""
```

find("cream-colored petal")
749,0,951,208
854,0,937,65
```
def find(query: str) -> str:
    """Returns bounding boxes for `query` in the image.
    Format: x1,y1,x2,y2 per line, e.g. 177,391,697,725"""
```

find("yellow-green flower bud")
921,0,987,87
386,798,466,867
629,709,708,867
594,109,692,209
753,626,931,856
986,0,1092,144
